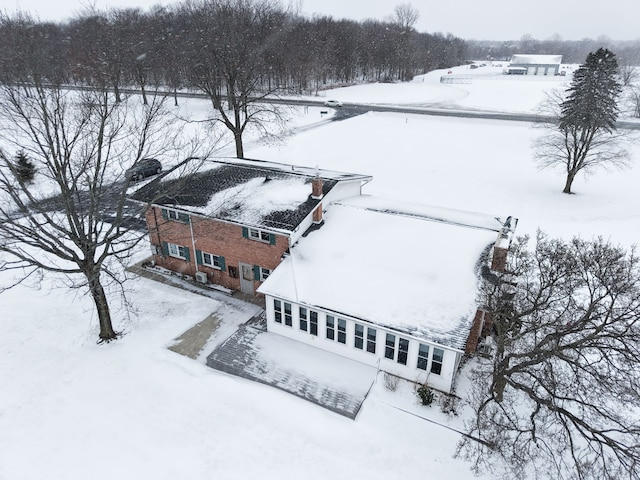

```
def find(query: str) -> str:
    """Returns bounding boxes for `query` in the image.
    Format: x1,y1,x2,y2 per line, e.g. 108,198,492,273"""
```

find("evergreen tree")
552,48,625,194
535,48,629,194
560,48,621,133
13,150,35,183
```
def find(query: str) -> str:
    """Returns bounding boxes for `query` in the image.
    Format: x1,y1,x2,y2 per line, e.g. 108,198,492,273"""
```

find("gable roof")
510,54,562,65
258,196,509,351
130,157,371,233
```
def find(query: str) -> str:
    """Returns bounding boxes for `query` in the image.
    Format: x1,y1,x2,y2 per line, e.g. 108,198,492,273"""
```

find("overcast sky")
8,0,639,41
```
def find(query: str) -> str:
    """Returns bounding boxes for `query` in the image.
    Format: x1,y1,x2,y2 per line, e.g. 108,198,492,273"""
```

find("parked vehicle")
127,158,162,181
324,99,343,107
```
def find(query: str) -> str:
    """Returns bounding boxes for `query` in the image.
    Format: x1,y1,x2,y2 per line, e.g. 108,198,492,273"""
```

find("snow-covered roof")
258,196,506,350
131,157,371,233
510,54,562,65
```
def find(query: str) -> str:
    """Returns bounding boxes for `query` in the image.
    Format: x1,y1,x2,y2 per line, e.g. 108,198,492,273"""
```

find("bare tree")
627,86,640,118
0,82,209,342
391,3,420,81
458,232,640,480
184,0,290,158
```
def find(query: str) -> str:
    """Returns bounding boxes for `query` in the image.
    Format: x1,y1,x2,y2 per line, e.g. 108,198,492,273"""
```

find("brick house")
130,158,371,295
132,157,516,394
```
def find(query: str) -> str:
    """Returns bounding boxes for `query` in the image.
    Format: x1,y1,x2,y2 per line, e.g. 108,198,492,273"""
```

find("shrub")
417,383,435,406
383,372,400,391
13,150,36,183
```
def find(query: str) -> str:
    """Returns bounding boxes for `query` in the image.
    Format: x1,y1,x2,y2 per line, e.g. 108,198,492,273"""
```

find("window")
417,343,429,370
161,207,190,223
398,338,409,365
431,348,444,375
284,302,292,326
366,328,376,354
243,227,275,244
310,311,318,336
201,252,224,270
250,228,270,242
166,242,189,260
274,299,282,324
337,319,346,344
354,324,364,349
299,307,308,332
326,316,335,340
385,333,396,360
259,267,271,281
273,299,291,326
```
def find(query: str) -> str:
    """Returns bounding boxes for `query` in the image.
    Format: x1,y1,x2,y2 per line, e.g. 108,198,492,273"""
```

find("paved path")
168,314,221,359
130,260,376,419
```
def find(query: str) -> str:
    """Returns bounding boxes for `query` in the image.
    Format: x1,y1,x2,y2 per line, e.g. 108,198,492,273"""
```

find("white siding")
265,295,462,394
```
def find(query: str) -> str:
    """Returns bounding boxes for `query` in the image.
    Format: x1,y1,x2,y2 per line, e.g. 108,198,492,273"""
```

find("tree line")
0,0,466,99
468,35,640,68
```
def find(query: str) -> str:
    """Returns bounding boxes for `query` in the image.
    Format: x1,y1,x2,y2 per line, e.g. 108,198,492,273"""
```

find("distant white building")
506,54,563,75
258,194,517,394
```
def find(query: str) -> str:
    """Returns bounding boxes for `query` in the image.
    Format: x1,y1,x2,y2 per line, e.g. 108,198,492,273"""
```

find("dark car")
127,158,162,181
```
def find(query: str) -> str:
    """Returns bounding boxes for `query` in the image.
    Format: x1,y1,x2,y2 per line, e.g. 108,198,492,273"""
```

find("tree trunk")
234,131,244,159
563,171,576,194
87,271,117,341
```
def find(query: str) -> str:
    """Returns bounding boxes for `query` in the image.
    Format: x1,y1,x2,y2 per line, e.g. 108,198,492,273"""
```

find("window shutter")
220,256,226,271
161,241,169,256
269,233,276,245
184,247,190,262
242,227,248,239
179,212,190,223
161,208,168,220
195,250,203,265
253,265,260,281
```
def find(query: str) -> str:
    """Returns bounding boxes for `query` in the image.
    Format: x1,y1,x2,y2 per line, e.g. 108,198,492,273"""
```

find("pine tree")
13,150,36,184
560,48,621,133
557,48,623,193
535,48,628,194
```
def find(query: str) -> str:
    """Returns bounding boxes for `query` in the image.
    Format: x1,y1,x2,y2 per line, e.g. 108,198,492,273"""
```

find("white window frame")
366,327,377,354
163,207,189,223
310,311,318,336
430,347,444,375
354,323,364,350
259,267,271,281
417,343,430,370
168,242,188,260
202,252,223,270
385,333,396,360
248,227,271,243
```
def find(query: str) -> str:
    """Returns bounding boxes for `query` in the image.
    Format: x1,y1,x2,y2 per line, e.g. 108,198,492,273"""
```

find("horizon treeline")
0,0,466,98
1,0,639,100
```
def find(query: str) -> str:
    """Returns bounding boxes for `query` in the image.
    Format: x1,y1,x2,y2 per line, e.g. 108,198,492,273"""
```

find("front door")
239,262,254,295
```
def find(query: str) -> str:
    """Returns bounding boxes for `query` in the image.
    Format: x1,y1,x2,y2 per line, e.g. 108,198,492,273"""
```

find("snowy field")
2,68,639,479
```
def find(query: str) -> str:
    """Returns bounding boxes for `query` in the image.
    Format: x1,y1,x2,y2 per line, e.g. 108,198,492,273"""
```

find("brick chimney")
311,172,324,224
490,216,517,272
311,176,323,200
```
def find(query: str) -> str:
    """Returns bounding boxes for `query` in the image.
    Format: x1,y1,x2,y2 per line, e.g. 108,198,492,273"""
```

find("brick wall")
465,308,486,354
491,246,508,272
145,207,289,293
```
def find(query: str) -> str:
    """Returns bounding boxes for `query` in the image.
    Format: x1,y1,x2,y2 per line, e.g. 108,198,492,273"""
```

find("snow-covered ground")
2,69,639,479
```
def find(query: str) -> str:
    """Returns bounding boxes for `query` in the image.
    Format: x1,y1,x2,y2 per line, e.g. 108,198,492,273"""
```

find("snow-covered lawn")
2,70,639,479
